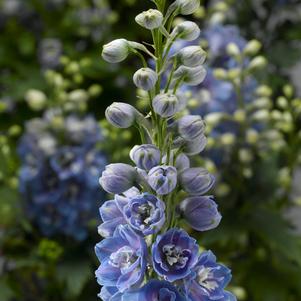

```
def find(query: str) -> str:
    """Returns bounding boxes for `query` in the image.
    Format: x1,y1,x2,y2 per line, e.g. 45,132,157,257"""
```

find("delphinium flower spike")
96,0,236,300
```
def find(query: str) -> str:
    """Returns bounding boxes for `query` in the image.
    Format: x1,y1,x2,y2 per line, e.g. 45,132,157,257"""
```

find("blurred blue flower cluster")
18,112,106,240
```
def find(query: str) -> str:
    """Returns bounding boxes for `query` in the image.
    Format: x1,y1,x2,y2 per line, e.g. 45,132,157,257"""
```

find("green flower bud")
176,0,200,15
25,89,47,111
276,96,288,109
135,9,163,30
255,85,272,97
213,68,227,80
171,21,200,41
176,45,206,67
283,84,294,98
243,39,262,56
226,43,240,57
248,56,267,70
102,39,130,63
133,67,158,91
68,89,89,103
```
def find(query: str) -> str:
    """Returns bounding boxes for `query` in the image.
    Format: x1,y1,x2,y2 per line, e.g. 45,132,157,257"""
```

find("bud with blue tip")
148,165,177,195
178,115,205,140
179,167,215,195
99,163,137,194
179,195,221,231
130,144,161,171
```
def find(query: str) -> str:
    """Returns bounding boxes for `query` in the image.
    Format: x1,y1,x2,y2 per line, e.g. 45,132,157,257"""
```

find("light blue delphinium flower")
95,1,236,299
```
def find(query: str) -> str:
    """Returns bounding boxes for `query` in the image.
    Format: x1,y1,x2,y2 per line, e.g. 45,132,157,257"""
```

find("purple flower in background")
183,250,235,301
18,114,106,240
179,196,221,231
152,228,199,281
122,280,187,301
148,165,177,195
38,38,62,69
95,225,147,292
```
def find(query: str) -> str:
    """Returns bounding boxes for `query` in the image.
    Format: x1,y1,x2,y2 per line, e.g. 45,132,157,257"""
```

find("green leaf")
57,260,92,298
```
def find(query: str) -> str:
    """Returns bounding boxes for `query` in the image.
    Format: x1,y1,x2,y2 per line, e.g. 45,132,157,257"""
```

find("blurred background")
0,0,301,300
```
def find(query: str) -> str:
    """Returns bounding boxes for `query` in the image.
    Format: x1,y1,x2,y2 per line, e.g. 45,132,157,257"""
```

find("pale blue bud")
171,21,200,41
105,102,137,128
176,46,206,67
179,167,215,195
99,163,137,194
179,196,221,231
183,134,207,155
133,68,158,91
102,39,130,63
130,144,161,171
176,0,200,15
178,115,205,140
135,9,163,30
153,93,180,117
148,165,177,195
173,65,206,86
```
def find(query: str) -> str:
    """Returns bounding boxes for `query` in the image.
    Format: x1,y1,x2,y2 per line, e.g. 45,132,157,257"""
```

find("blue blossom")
183,250,235,301
95,225,147,292
123,193,165,236
152,228,199,282
179,196,221,231
98,190,165,237
18,114,106,240
122,279,187,301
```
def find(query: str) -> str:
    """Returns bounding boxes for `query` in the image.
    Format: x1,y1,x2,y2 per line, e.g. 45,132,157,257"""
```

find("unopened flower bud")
255,85,272,97
130,144,161,171
171,21,200,41
233,109,246,123
220,133,235,146
135,9,163,30
176,0,200,15
68,89,89,103
283,84,294,98
243,39,262,56
105,102,137,128
148,165,177,195
226,43,240,57
25,89,47,111
179,167,215,195
248,56,267,70
99,163,137,194
102,39,130,63
183,134,207,155
153,93,180,117
179,196,221,231
173,65,206,86
246,129,259,144
133,68,158,91
213,68,227,80
277,96,288,109
176,46,206,67
178,115,205,140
